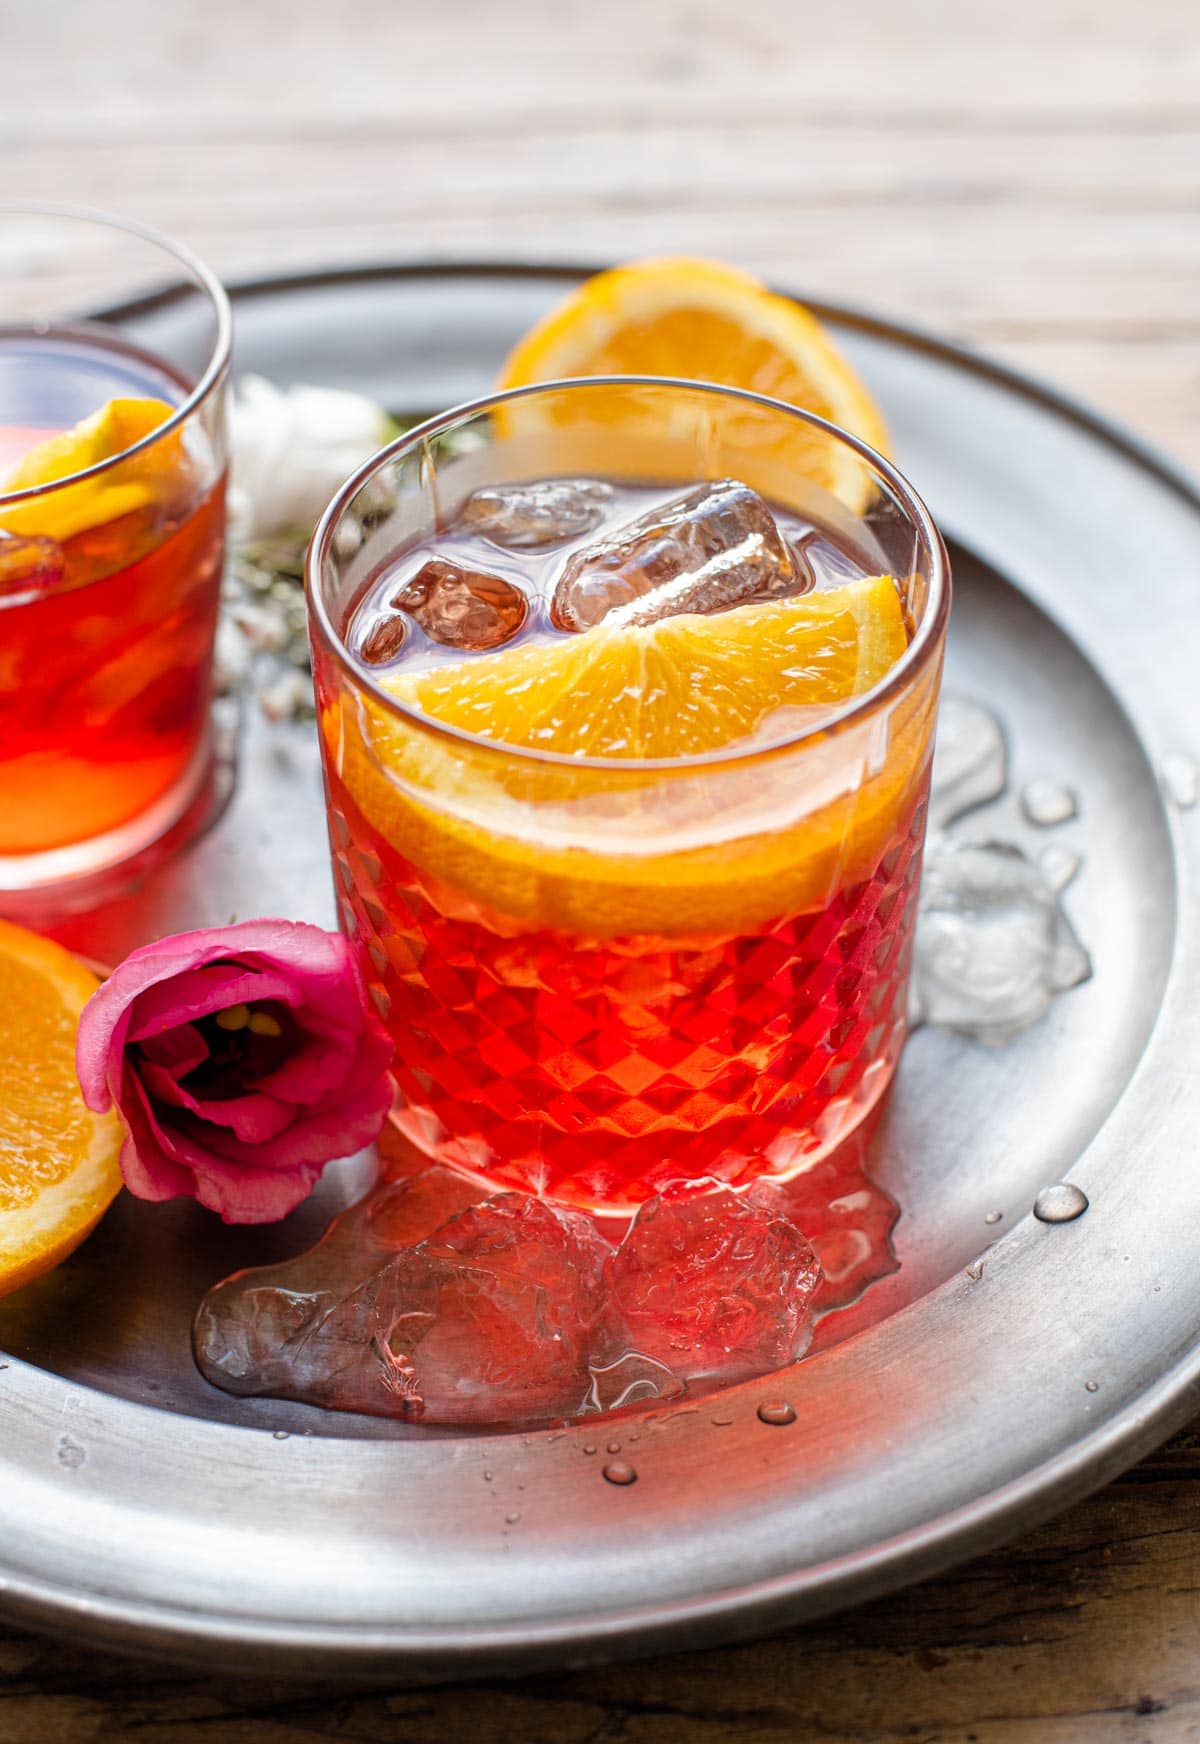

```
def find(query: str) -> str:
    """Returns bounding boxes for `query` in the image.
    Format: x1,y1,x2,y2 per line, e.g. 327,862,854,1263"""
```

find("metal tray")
1,265,1198,1680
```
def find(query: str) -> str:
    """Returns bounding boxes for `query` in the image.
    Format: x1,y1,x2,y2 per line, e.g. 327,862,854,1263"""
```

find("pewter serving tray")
1,266,1197,1679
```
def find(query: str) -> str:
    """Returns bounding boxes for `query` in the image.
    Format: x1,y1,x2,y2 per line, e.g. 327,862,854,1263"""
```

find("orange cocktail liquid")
0,332,225,858
326,769,927,1214
318,474,935,1216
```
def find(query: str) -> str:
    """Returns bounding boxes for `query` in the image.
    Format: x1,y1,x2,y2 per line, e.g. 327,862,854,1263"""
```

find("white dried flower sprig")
218,377,404,722
228,375,400,545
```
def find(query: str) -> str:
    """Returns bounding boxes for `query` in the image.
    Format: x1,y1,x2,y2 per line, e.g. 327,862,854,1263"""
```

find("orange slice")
329,576,935,938
497,258,888,512
390,575,905,759
0,920,123,1298
0,396,179,541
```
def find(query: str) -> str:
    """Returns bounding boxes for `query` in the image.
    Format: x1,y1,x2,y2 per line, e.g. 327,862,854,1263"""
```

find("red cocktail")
0,208,230,902
308,380,949,1215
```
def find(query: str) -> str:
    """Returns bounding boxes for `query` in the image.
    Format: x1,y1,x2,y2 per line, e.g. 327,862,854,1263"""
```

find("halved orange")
0,920,123,1298
496,258,888,512
0,396,178,541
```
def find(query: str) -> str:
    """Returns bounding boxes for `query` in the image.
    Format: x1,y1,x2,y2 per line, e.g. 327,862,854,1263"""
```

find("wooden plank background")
2,0,1199,1737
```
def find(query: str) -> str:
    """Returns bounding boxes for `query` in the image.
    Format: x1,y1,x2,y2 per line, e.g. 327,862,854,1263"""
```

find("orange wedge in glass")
0,396,179,541
391,575,905,758
330,575,928,937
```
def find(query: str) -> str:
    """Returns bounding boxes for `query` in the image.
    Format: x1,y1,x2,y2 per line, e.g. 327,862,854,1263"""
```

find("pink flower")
76,919,394,1225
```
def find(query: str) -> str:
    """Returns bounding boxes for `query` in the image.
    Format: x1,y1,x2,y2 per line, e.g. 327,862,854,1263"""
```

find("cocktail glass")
307,378,949,1215
0,204,231,909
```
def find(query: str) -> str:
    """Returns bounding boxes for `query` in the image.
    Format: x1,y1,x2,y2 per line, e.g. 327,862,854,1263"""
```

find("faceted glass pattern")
308,380,949,1218
327,769,928,1213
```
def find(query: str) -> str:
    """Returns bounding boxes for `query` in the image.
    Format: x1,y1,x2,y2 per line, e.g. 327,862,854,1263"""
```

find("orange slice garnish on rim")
389,575,906,759
496,257,888,513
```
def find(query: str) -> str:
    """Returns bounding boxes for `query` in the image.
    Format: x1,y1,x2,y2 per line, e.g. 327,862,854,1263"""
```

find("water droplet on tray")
505,1511,521,1524
605,1442,622,1455
602,1460,638,1486
272,1429,290,1441
1033,1183,1090,1224
965,1261,984,1282
984,1210,1003,1226
582,1443,598,1456
757,1401,796,1428
1021,779,1078,827
1084,1380,1100,1393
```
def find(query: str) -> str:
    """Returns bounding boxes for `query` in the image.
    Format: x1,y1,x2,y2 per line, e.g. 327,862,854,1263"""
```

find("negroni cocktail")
309,379,949,1216
0,207,230,898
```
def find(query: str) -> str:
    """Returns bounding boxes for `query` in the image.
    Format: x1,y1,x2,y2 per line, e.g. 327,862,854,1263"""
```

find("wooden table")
4,1,1199,1736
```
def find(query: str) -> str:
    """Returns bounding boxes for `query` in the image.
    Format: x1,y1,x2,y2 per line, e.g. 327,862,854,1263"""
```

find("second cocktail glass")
307,379,949,1215
0,205,231,908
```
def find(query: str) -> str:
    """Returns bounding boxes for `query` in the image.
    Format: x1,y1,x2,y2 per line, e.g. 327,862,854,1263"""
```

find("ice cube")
598,1181,823,1386
929,693,1007,830
911,838,1092,1042
1020,778,1078,828
0,532,63,600
357,609,408,666
747,1143,898,1314
192,1165,483,1412
458,478,613,547
392,557,528,650
194,1181,613,1425
381,1196,612,1424
551,479,799,631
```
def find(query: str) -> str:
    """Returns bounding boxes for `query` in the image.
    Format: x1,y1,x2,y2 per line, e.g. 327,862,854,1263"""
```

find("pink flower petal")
172,1066,394,1174
191,1156,325,1225
125,964,305,1042
138,1023,209,1079
76,919,357,1108
250,1016,358,1103
118,1073,201,1202
128,1094,324,1223
75,918,395,1225
138,1060,296,1144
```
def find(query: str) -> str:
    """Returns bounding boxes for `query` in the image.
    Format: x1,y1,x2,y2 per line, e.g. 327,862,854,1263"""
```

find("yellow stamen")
214,1003,250,1032
247,1011,283,1038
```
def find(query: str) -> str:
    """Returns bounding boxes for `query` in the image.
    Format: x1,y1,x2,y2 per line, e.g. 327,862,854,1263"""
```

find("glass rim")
0,201,233,509
307,374,951,774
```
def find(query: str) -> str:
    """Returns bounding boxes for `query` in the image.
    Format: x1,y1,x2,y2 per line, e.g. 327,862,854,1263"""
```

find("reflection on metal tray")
0,265,1197,1680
